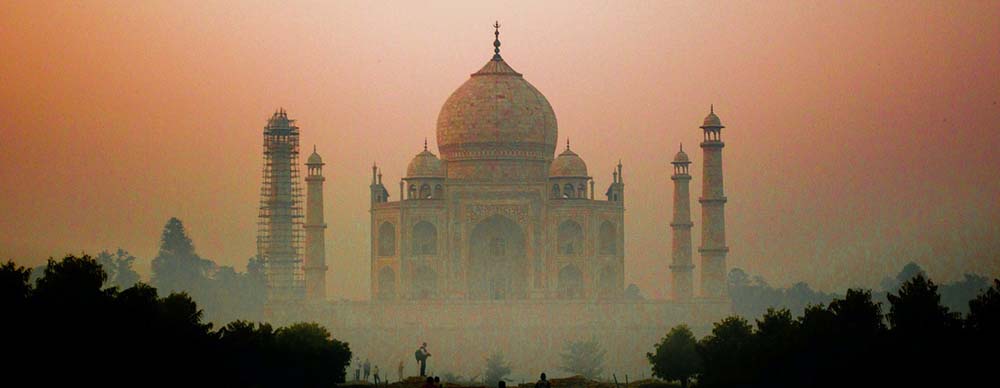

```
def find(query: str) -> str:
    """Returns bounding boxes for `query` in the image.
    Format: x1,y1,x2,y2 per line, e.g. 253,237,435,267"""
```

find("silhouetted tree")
888,274,960,334
886,274,964,386
752,308,799,384
3,254,351,388
940,273,990,314
829,288,884,339
559,337,606,379
880,261,926,294
484,351,512,386
0,260,32,308
272,322,352,386
697,316,753,386
33,254,110,307
647,325,702,388
968,278,1000,336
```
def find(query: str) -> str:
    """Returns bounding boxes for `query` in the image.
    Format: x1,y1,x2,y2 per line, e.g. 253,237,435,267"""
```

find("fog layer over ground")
1,1,998,299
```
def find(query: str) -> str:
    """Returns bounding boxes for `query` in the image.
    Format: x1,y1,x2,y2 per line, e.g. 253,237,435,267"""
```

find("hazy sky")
2,0,998,299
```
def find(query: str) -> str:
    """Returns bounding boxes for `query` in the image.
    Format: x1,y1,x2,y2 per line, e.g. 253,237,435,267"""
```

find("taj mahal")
260,25,733,376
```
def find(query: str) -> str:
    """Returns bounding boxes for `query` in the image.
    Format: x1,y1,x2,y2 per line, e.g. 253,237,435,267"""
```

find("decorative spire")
566,138,570,151
710,104,714,114
313,145,317,153
424,138,428,151
493,21,502,60
680,143,683,152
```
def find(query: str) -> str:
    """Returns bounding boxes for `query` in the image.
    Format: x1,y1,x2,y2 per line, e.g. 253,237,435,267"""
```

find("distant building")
365,25,728,302
264,25,733,376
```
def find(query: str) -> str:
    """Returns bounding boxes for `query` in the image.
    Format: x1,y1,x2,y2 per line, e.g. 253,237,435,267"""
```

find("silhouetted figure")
422,377,436,388
415,342,431,376
499,380,507,388
356,363,362,381
434,376,441,388
535,373,551,388
374,365,381,385
364,359,371,381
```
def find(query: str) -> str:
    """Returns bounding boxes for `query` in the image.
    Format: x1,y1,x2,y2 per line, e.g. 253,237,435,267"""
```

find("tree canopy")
647,325,701,388
1,255,350,388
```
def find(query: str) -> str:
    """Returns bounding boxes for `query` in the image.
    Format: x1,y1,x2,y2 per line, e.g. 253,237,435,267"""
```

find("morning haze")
1,0,998,302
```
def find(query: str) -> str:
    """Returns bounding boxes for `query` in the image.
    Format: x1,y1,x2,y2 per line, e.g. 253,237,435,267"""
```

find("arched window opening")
557,220,584,256
564,183,575,198
599,221,616,255
412,221,437,255
552,184,561,199
378,222,396,256
434,184,444,199
408,185,417,199
420,184,431,199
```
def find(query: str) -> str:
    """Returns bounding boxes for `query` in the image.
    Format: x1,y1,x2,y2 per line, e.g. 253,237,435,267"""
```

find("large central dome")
436,55,558,168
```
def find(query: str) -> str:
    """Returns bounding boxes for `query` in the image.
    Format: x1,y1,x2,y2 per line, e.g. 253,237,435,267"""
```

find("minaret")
670,144,694,300
370,163,388,206
605,160,625,204
304,146,328,301
258,108,304,302
698,105,729,298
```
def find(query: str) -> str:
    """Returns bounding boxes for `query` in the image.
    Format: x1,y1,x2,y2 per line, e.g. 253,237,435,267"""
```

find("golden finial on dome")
493,21,502,60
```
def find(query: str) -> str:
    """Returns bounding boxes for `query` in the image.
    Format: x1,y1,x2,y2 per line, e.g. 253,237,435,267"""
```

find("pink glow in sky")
1,1,998,299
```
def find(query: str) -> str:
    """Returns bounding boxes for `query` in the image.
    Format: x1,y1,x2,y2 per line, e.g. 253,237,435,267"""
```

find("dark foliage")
731,262,990,321
651,274,1000,387
647,325,701,388
1,256,350,388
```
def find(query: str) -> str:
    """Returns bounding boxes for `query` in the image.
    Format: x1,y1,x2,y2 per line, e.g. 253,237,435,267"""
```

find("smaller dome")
307,147,323,165
672,147,690,164
407,149,444,178
549,145,588,178
702,105,724,128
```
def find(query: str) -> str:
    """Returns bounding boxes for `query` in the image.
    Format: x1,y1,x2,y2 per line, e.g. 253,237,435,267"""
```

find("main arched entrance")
468,215,527,300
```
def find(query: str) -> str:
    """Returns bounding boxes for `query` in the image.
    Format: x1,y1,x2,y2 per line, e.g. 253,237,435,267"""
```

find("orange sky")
2,0,998,300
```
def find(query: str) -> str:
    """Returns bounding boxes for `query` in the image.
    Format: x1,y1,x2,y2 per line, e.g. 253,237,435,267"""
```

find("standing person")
535,373,551,388
415,342,431,377
364,359,371,381
398,360,405,381
373,365,381,385
355,362,361,382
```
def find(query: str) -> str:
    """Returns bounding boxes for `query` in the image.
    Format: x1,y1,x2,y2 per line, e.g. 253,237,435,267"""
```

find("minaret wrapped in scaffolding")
257,108,305,302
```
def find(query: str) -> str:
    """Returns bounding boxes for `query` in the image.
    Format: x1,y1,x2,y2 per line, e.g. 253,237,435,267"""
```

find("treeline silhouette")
1,255,351,388
650,274,1000,388
728,262,993,319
